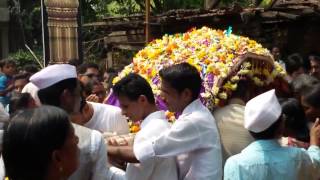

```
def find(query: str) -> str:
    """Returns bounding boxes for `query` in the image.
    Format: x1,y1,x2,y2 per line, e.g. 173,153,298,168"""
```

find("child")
0,59,16,107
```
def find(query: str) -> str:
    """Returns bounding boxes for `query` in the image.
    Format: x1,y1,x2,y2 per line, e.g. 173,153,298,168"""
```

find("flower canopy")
111,26,286,110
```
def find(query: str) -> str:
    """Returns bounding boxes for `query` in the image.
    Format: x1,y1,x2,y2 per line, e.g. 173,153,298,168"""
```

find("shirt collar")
242,139,281,153
141,111,166,129
181,98,202,116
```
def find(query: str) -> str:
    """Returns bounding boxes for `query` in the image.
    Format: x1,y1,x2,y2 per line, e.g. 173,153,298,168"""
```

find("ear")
138,95,147,104
51,150,63,168
181,88,193,102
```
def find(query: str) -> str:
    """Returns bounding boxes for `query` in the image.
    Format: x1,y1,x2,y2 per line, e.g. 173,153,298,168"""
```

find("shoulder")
139,119,170,137
91,102,121,114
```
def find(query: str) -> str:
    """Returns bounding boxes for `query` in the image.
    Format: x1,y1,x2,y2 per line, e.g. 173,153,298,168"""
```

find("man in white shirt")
74,98,129,134
108,73,177,180
30,64,112,180
110,63,223,180
84,102,129,134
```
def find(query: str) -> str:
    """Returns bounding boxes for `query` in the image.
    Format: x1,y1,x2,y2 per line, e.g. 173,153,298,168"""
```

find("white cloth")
30,64,77,89
21,82,41,106
245,89,281,133
134,99,222,180
69,123,110,180
110,111,178,180
0,103,9,123
84,102,129,134
0,156,4,180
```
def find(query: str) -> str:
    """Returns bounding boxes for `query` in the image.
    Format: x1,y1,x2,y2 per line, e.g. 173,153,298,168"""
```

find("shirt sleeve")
306,145,320,178
109,166,126,180
90,130,110,180
134,116,211,162
223,158,241,180
114,111,130,135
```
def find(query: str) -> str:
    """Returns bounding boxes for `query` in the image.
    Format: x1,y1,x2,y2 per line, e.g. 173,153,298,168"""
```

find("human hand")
86,94,99,102
310,118,320,146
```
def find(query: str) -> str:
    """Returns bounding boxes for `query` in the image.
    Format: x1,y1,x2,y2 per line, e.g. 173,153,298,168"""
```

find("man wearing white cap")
30,64,112,180
224,89,320,180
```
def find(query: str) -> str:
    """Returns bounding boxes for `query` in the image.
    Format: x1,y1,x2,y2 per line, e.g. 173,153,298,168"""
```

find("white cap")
30,64,77,89
244,89,282,133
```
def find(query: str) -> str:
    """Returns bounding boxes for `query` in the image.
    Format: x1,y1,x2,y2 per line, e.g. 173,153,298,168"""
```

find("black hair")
106,68,116,73
77,63,99,74
2,105,72,180
301,83,320,108
0,58,16,68
280,98,310,142
38,78,78,107
9,92,33,115
290,74,319,95
250,117,283,140
113,73,155,104
13,73,30,82
285,53,304,75
68,59,82,68
159,62,202,100
105,73,117,90
23,64,39,74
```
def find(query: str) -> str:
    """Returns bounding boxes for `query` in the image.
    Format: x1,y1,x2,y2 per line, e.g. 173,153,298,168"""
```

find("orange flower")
130,125,140,133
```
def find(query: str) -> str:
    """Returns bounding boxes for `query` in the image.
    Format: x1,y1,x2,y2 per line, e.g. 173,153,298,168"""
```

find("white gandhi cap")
30,64,77,89
244,89,282,133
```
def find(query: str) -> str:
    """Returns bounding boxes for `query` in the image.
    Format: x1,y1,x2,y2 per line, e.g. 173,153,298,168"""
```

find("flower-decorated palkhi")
112,26,286,111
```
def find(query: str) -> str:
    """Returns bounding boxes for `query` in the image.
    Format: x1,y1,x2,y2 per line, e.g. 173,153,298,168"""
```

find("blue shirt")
0,74,10,107
224,139,320,180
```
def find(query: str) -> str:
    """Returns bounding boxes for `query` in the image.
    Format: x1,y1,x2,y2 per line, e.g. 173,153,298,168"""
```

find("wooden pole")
145,0,150,44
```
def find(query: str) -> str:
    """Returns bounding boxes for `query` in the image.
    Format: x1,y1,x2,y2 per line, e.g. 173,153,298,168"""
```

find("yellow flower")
218,92,228,99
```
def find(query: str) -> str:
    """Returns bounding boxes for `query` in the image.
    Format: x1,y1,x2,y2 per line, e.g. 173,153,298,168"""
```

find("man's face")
160,80,185,113
291,67,305,79
301,95,320,122
92,84,106,103
14,79,28,93
63,81,82,114
310,59,320,79
79,67,100,86
118,95,143,122
271,47,281,61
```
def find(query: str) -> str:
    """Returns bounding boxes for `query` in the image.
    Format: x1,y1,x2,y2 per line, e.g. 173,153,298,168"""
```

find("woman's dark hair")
2,106,71,180
38,78,78,107
159,63,202,100
301,83,320,109
280,98,310,142
250,117,283,140
9,92,33,115
113,73,155,104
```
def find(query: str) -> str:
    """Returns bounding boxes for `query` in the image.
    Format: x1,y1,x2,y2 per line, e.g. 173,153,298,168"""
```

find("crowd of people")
0,47,319,180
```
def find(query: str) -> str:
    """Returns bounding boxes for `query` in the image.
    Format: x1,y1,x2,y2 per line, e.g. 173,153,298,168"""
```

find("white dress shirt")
84,102,129,135
134,99,223,180
110,111,178,180
70,124,110,180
